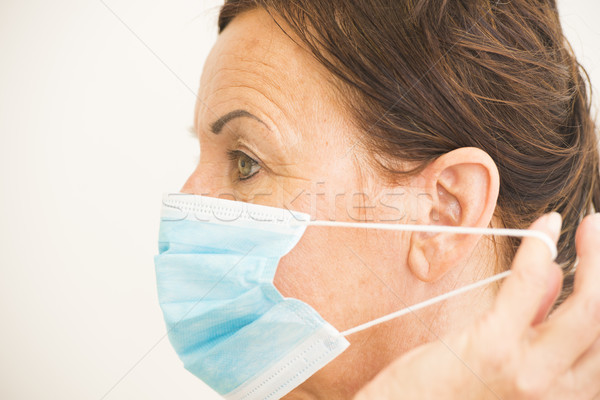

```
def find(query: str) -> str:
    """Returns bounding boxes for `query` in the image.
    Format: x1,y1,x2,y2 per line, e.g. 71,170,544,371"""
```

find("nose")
180,167,200,195
180,162,234,199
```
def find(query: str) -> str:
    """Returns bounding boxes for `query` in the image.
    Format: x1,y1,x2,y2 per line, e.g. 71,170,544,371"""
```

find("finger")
531,263,563,326
571,337,600,399
573,213,600,293
493,212,562,337
530,213,600,375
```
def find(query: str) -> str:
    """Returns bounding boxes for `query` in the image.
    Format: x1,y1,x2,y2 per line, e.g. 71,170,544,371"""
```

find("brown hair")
218,0,600,304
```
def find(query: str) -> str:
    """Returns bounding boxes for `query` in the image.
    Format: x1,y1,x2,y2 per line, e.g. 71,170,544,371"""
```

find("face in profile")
182,8,501,400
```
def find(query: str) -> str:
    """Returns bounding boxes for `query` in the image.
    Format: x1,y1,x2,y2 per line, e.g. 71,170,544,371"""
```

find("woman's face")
182,8,492,400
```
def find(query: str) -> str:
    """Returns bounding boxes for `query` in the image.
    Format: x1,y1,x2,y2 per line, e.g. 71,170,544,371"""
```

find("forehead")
196,8,342,135
203,9,308,92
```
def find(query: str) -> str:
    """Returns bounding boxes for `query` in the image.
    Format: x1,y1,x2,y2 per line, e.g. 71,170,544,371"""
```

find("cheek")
273,229,333,308
273,228,356,330
275,228,432,398
273,227,396,332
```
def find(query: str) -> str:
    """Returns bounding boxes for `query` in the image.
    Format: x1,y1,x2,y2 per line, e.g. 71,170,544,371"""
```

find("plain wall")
0,1,598,399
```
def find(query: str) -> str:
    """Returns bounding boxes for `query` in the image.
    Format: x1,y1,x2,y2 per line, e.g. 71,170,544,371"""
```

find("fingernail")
591,213,600,232
547,212,562,241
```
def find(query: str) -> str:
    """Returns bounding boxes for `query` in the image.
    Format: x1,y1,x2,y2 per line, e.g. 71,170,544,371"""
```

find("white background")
0,1,598,399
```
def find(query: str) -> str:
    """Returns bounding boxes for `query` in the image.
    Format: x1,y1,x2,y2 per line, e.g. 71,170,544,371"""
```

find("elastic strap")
341,270,511,336
299,220,557,260
294,220,557,337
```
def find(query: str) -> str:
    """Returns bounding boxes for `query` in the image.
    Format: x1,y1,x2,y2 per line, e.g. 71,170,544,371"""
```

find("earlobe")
407,147,500,283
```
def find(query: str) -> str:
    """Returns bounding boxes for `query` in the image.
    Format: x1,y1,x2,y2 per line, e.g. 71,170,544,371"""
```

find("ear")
407,147,500,283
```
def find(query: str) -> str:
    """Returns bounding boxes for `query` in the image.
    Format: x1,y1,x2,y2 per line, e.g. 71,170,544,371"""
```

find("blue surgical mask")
154,193,556,400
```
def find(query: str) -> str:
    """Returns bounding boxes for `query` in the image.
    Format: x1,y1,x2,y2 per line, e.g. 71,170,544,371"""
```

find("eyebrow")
209,109,270,134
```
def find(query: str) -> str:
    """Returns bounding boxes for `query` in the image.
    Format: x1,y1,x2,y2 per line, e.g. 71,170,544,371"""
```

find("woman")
156,0,600,398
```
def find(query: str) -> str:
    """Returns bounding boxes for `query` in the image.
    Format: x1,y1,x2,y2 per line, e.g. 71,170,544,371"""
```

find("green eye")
230,151,261,181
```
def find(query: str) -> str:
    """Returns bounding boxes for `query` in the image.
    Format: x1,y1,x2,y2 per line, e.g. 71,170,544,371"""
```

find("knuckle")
513,265,548,292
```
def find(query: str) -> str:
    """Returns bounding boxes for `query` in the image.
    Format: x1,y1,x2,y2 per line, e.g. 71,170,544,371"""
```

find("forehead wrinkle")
208,60,310,149
212,29,308,85
197,8,346,172
199,70,302,154
209,66,280,94
209,51,293,94
220,54,342,148
201,84,284,131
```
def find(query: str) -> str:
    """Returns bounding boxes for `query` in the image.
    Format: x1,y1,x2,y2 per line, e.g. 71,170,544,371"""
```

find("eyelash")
226,149,261,182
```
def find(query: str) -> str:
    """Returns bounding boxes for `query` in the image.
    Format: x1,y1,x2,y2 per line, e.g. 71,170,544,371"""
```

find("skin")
356,213,600,399
181,8,600,400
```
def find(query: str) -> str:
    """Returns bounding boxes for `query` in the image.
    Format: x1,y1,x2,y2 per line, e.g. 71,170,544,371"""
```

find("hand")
354,213,600,399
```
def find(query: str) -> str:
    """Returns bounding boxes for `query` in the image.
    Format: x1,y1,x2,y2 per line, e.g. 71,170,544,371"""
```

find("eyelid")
232,141,272,174
233,140,263,163
227,149,258,163
228,145,261,163
227,149,262,182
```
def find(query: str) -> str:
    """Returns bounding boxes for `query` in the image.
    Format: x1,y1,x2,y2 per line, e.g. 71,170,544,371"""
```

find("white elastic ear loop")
293,220,558,337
